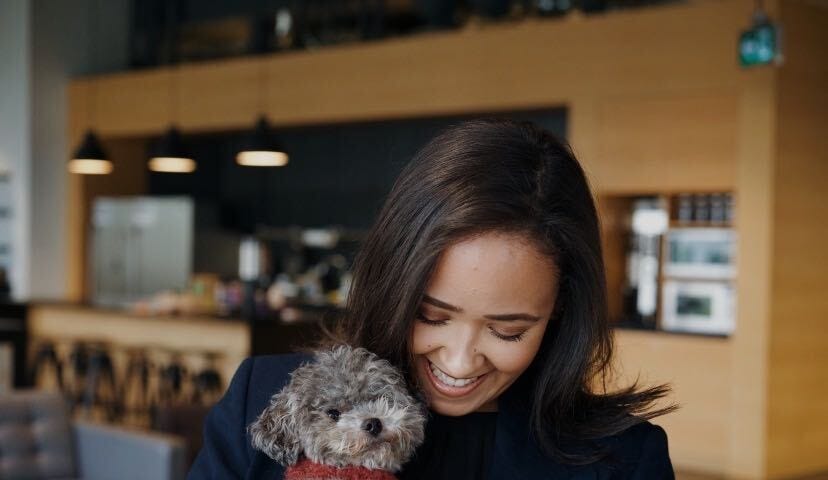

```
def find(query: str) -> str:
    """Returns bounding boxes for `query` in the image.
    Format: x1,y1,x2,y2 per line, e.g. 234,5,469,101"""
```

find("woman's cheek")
484,329,545,374
411,322,441,354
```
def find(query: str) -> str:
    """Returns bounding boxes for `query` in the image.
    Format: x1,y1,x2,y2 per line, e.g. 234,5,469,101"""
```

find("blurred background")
0,0,825,479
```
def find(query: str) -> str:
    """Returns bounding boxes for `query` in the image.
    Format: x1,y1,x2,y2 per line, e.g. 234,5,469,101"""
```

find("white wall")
0,0,32,300
24,0,130,300
0,0,130,300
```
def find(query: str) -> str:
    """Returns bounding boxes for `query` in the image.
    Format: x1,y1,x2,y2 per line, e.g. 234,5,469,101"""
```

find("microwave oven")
661,279,735,335
662,227,736,280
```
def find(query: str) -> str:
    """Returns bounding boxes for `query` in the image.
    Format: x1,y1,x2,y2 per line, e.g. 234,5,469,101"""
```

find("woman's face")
411,231,559,416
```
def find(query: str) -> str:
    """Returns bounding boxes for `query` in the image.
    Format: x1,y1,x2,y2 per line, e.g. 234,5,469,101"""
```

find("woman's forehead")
425,232,558,313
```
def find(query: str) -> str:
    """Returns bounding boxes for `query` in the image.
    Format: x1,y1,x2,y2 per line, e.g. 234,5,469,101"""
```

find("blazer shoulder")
245,352,315,421
617,419,665,442
187,352,314,479
602,420,674,479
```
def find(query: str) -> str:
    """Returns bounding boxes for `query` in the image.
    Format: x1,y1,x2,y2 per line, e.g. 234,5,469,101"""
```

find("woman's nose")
438,326,484,376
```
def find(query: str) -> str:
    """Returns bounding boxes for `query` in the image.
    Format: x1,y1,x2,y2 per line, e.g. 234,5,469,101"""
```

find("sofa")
0,390,187,480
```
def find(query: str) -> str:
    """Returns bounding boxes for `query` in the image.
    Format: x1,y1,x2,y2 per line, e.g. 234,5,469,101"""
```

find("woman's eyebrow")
422,294,462,312
422,294,541,322
484,312,541,322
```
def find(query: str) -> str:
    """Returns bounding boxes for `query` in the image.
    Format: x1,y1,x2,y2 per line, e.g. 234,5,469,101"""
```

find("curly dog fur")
248,345,426,475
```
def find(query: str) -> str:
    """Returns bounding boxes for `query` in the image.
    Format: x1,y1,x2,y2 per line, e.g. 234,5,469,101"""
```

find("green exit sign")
739,20,782,68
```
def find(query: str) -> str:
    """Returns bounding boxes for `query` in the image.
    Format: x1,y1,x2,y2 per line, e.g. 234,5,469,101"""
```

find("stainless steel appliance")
661,280,736,335
90,196,194,308
663,228,736,279
660,226,737,335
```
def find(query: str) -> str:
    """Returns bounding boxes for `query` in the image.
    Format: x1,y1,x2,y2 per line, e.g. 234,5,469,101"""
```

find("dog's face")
249,345,426,472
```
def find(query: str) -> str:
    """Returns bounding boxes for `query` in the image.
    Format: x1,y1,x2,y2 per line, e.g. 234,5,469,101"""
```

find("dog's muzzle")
363,418,383,437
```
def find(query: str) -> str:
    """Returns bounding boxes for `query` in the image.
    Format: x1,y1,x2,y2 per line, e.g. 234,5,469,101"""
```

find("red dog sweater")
285,457,397,480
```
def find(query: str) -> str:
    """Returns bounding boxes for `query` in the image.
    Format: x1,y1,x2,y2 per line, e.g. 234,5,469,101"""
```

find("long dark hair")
324,118,677,465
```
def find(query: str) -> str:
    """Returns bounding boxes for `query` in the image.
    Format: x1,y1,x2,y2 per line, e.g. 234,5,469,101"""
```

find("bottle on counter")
266,273,300,312
709,193,726,225
692,194,711,224
675,193,694,224
214,279,229,317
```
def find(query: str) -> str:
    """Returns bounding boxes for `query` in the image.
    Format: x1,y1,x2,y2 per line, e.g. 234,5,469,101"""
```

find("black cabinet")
0,303,28,389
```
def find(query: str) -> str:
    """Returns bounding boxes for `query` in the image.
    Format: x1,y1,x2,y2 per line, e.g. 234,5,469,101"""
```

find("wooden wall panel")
89,70,172,137
593,90,739,193
767,2,828,478
729,66,777,480
612,330,732,474
179,57,262,132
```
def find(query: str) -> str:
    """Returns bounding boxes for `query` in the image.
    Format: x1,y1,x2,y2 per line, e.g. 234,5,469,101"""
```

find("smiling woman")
324,118,678,477
188,119,678,480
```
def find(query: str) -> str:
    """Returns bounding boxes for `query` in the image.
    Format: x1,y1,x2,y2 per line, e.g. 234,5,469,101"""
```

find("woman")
188,119,678,479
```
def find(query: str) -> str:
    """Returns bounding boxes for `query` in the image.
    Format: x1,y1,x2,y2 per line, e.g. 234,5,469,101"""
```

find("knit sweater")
284,457,398,480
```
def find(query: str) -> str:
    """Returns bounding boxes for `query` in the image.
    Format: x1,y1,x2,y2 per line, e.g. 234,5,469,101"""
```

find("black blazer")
187,353,675,479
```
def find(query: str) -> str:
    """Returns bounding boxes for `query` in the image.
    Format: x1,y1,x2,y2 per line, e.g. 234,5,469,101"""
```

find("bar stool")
120,346,154,427
66,341,91,411
78,341,119,422
191,351,223,405
28,340,64,392
157,352,188,407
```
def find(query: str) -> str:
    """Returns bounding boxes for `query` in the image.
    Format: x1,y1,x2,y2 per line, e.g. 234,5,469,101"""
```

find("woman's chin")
419,379,492,416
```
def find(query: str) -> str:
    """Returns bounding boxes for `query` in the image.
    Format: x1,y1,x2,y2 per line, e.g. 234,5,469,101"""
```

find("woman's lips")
423,357,488,398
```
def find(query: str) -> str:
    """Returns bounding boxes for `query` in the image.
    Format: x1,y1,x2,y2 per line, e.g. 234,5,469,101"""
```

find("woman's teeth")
429,361,480,387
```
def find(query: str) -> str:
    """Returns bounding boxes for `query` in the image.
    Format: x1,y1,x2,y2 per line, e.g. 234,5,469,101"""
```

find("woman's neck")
475,399,498,412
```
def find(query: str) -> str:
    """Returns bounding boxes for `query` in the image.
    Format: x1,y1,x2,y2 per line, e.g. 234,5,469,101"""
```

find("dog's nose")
363,418,383,437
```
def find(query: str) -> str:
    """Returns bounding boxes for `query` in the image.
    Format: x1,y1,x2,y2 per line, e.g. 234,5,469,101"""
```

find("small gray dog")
249,344,426,480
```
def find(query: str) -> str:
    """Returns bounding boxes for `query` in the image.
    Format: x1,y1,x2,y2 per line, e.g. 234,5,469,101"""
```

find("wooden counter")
28,304,250,393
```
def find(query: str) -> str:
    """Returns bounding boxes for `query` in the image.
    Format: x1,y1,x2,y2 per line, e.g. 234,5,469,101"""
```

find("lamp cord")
86,0,98,130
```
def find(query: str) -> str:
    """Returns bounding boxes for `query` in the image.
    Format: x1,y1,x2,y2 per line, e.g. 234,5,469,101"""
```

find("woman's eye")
326,409,341,421
416,311,447,326
417,310,525,341
489,328,526,342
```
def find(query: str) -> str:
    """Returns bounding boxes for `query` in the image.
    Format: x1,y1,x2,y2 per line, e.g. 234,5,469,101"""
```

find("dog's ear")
248,391,303,465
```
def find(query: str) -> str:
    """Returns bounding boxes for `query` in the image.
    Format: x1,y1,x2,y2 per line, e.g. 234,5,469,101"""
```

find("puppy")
249,344,426,480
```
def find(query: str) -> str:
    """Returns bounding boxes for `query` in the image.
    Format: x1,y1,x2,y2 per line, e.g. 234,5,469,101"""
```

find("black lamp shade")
150,126,189,158
149,126,196,173
68,130,112,174
236,116,289,167
73,130,107,160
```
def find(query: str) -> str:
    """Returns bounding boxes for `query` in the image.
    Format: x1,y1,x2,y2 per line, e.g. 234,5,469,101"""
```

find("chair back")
0,390,76,479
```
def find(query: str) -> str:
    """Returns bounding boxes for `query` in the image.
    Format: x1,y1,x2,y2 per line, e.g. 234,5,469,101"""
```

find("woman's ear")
248,391,302,465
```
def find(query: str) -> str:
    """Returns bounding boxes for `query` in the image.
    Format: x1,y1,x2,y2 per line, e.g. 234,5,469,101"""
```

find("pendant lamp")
236,116,289,167
68,0,111,175
237,57,289,167
69,130,112,175
149,63,195,173
148,125,196,173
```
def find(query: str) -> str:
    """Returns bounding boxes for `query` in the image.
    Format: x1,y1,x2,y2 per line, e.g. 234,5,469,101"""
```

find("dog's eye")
326,409,341,421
